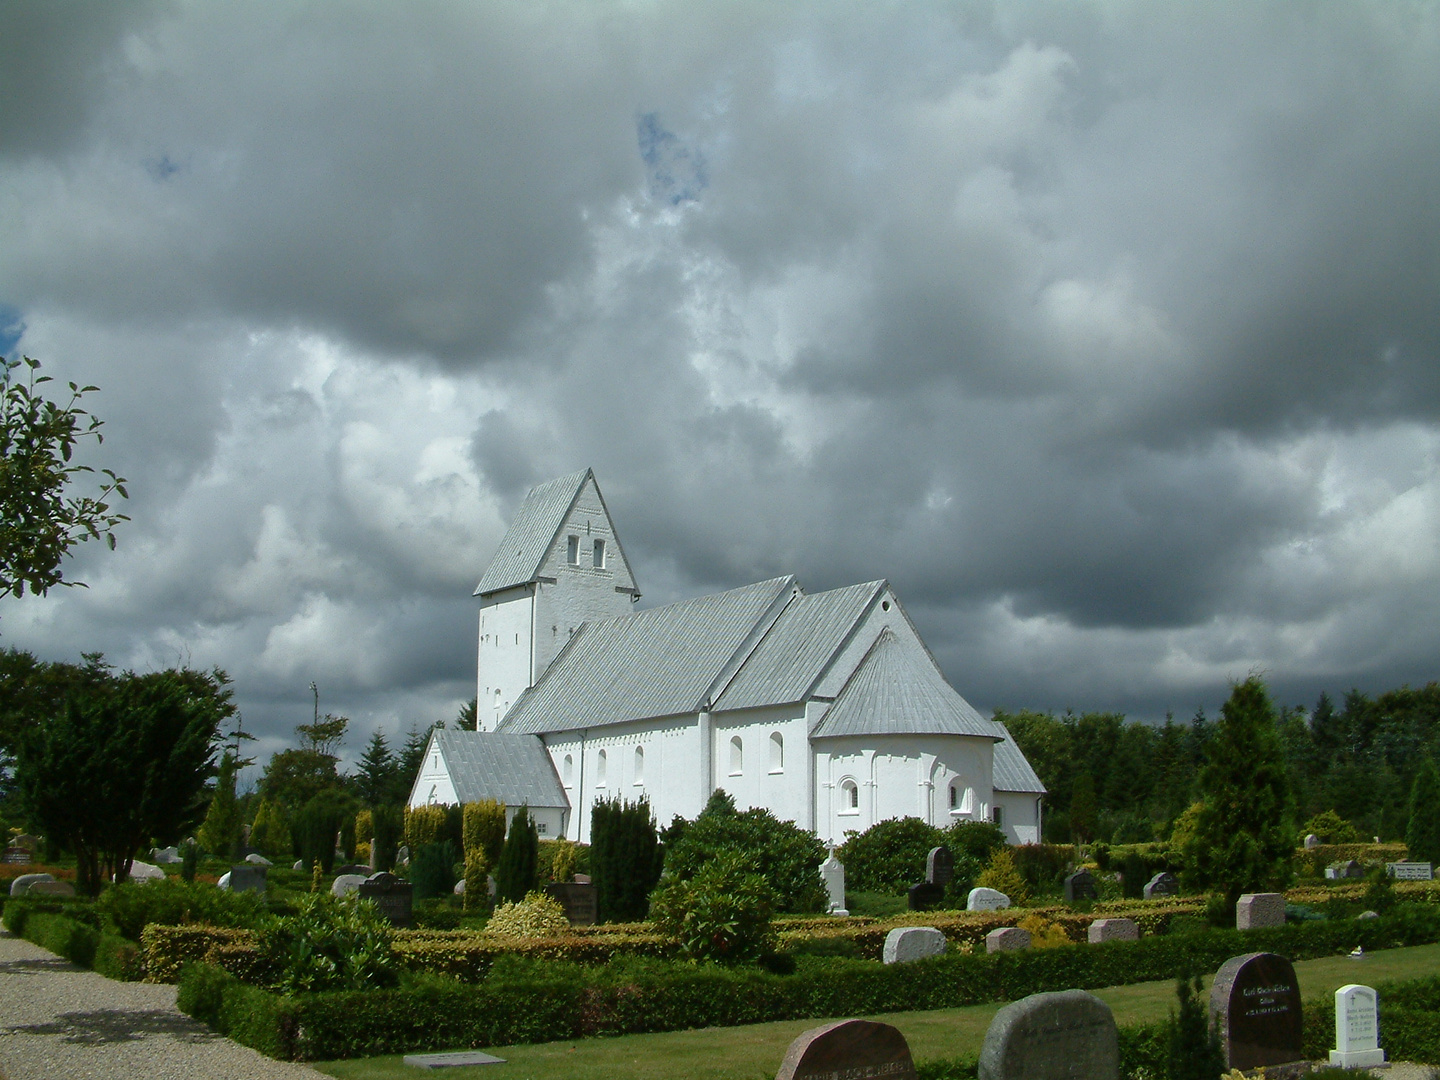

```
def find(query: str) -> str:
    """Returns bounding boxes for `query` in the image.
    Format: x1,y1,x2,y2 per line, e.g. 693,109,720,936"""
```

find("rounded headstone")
27,879,76,897
293,859,306,871
1087,917,1139,943
883,926,947,965
9,872,57,896
985,926,1031,953
454,878,466,895
978,990,1118,1080
926,846,954,887
245,853,272,867
776,1019,917,1080
330,873,367,898
1064,868,1098,902
967,887,1011,911
1330,984,1385,1068
1142,871,1178,899
1303,833,1320,849
216,871,232,890
1210,952,1303,1070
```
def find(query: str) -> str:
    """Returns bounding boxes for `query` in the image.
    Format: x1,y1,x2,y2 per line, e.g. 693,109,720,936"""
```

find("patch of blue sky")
0,306,25,357
636,112,707,206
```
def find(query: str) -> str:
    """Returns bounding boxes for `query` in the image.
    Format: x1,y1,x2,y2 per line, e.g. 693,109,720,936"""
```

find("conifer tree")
1406,757,1440,865
494,805,539,903
1167,975,1224,1080
591,797,660,922
463,799,506,866
198,750,242,859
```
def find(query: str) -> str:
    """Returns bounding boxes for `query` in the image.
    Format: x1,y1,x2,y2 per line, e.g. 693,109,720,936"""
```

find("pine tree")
1182,677,1293,912
198,751,243,859
1406,757,1440,865
494,805,538,903
1167,974,1224,1080
355,729,398,807
591,797,660,923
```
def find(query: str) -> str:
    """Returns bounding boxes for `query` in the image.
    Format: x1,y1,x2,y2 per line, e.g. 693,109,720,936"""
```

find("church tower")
474,469,639,730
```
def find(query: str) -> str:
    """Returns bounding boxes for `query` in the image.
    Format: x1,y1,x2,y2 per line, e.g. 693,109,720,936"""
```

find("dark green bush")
13,911,144,979
650,851,778,962
494,807,539,904
410,841,459,901
97,877,268,940
1010,844,1072,894
258,893,398,993
838,817,940,894
590,797,660,923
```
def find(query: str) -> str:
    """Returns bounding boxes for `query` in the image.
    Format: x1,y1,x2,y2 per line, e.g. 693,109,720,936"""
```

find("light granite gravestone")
926,846,954,888
330,874,367,898
153,846,182,864
820,849,848,915
1210,952,1304,1070
404,1051,506,1069
977,990,1118,1080
1303,833,1320,849
1064,869,1097,903
1387,861,1433,880
359,871,413,927
883,926,947,965
1143,872,1178,899
1235,892,1286,929
775,1019,917,1080
1087,918,1138,943
293,859,305,871
27,880,75,897
1326,859,1364,880
968,887,1010,911
245,853,272,867
985,927,1031,953
1330,983,1385,1068
123,860,166,883
8,873,56,896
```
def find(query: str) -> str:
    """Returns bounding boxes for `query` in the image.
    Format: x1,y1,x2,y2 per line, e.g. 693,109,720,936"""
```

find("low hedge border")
4,905,144,981
176,905,1440,1061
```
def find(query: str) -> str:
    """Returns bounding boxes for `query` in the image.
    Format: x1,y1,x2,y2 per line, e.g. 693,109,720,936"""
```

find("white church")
410,469,1044,847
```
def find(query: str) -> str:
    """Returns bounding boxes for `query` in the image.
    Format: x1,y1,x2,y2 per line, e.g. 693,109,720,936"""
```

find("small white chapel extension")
409,469,1045,846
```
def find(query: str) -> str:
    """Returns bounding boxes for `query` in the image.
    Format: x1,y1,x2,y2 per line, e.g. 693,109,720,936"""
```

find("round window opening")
882,600,890,611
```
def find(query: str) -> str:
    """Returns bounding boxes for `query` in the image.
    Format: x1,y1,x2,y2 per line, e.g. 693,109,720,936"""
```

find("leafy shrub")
404,805,447,849
259,892,398,993
650,850,778,963
976,848,1030,904
463,846,489,912
1010,843,1073,895
141,924,258,982
97,876,267,940
663,791,825,913
410,840,459,900
547,838,578,884
839,817,941,894
486,891,570,937
293,790,358,874
942,820,1008,863
1015,912,1073,948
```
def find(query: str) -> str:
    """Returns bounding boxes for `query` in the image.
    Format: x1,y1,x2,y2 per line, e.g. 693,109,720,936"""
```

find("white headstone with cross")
820,848,848,916
1329,984,1385,1068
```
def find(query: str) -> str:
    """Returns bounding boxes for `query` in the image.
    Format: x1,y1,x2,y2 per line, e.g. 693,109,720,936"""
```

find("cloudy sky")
2,1,1437,780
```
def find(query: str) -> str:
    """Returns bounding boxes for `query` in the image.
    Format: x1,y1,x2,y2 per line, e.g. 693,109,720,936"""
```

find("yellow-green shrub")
486,891,570,937
405,805,446,849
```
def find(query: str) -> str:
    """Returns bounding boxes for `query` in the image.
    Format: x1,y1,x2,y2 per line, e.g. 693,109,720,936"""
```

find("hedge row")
176,905,1440,1060
3,905,144,981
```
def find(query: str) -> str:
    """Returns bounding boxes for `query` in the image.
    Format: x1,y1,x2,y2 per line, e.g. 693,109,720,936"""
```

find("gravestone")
404,1051,507,1069
2,847,30,865
1210,952,1304,1070
907,882,943,911
227,864,267,894
1087,918,1138,943
985,927,1031,953
775,1019,917,1080
124,860,166,883
820,849,848,915
153,846,182,864
12,834,38,851
977,990,1118,1080
293,859,305,871
1387,861,1433,880
27,880,75,897
1330,983,1385,1068
967,887,1010,911
883,926,947,965
1143,872,1178,899
544,881,597,926
358,871,413,927
396,844,411,866
331,874,367,898
1064,869,1097,903
8,872,56,896
369,836,379,871
1303,833,1320,849
1326,859,1364,880
1235,892,1286,929
245,853,272,867
926,846,954,888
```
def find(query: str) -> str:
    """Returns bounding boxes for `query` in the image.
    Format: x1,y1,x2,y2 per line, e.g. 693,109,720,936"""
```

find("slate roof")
990,722,1047,793
497,576,796,736
475,469,590,597
712,582,884,711
430,728,569,808
809,628,1000,741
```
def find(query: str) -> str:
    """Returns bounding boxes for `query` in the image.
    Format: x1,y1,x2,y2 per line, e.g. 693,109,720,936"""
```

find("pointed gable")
475,470,591,597
430,728,569,807
810,627,999,740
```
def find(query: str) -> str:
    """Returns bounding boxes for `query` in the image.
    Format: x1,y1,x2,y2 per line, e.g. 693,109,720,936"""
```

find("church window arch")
566,535,580,564
838,778,859,814
633,745,644,785
949,781,975,815
563,754,574,786
729,736,743,776
597,748,607,787
769,732,784,773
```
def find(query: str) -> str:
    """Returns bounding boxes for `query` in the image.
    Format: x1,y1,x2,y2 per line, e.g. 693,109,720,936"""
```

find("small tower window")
563,754,574,785
596,748,607,787
839,779,859,813
593,538,606,568
729,736,743,776
769,732,784,773
633,745,644,785
567,535,580,564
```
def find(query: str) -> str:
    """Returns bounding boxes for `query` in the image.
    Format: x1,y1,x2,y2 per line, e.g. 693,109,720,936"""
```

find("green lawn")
311,942,1440,1080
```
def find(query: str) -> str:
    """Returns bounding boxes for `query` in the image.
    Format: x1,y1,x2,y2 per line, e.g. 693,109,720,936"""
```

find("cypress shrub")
463,799,507,866
591,797,661,923
371,804,402,871
411,841,459,900
494,806,539,904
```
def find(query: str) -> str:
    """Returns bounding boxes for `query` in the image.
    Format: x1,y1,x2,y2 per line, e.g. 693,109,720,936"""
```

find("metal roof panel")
432,728,569,807
475,469,590,596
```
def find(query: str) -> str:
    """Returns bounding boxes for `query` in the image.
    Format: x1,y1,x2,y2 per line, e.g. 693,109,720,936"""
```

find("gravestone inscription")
774,1018,917,1080
977,989,1118,1080
358,871,413,927
926,846,954,888
1142,872,1177,899
1210,952,1304,1070
1064,869,1097,903
544,881,597,926
1330,983,1385,1068
1387,861,1433,881
967,887,1010,911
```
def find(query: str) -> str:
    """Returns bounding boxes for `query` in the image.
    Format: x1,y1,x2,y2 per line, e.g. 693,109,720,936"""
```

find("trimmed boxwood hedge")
5,907,144,980
177,904,1440,1061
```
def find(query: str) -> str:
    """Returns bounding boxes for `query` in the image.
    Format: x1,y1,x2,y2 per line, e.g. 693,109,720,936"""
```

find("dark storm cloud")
1,1,1438,747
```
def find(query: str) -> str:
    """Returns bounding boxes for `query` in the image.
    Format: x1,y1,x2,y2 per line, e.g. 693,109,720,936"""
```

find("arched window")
949,782,975,815
769,732,784,773
729,736,743,775
633,745,644,785
596,748,608,787
562,754,574,786
839,778,859,813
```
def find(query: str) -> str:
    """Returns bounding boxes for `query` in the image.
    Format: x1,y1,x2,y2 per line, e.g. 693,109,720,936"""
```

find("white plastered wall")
992,792,1042,845
711,704,811,829
477,587,535,731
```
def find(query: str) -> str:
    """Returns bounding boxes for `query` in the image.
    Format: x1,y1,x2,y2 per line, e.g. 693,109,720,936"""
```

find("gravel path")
0,929,330,1080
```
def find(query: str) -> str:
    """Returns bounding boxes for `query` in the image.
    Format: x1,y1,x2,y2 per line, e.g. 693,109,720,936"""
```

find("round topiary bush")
486,891,570,937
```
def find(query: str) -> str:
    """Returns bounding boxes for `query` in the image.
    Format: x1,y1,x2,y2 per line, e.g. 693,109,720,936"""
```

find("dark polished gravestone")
1142,871,1178,900
926,846,954,888
1064,869,1097,903
227,864,267,894
907,882,944,911
358,871,413,927
544,881,597,926
775,1019,917,1080
1209,952,1304,1071
977,990,1118,1080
